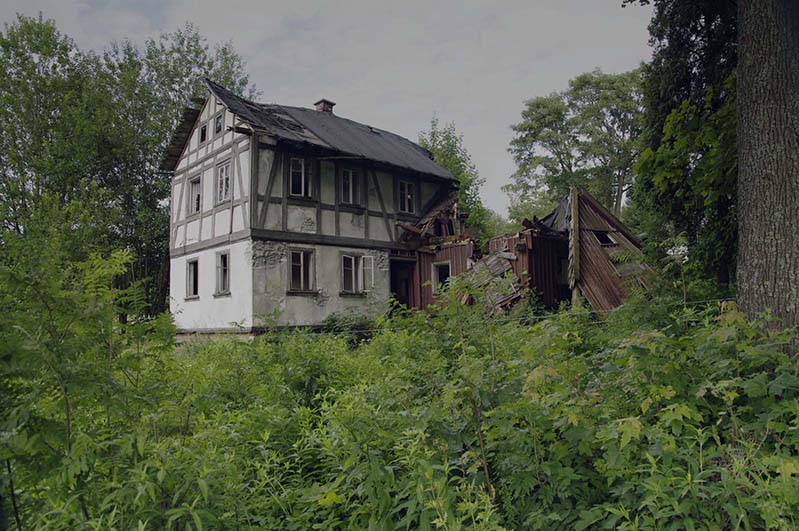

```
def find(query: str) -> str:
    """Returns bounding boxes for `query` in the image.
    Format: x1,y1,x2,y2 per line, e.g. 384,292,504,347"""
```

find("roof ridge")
204,78,454,181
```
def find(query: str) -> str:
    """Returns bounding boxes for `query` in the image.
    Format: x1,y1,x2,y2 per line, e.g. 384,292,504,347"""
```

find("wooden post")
569,186,581,307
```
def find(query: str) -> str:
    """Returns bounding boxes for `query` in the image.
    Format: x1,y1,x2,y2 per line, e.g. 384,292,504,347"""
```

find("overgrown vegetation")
3,241,797,528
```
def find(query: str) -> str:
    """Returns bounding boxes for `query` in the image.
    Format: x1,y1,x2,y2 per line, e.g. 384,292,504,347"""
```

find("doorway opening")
390,260,416,308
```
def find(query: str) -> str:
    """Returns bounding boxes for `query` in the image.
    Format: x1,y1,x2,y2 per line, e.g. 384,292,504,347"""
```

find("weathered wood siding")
419,241,474,308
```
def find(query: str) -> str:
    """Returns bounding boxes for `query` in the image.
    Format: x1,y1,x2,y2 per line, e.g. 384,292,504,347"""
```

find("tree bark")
737,0,799,328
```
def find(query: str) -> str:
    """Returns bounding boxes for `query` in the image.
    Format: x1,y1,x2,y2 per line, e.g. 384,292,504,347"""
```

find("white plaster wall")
321,210,335,236
339,211,365,239
374,171,395,213
369,215,390,241
421,181,437,208
170,240,253,330
320,161,335,204
286,205,317,233
170,96,252,250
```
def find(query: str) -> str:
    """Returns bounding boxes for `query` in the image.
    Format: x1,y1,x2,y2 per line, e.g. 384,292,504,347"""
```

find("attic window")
593,230,617,246
290,158,311,197
398,180,415,214
214,113,224,135
341,168,359,204
199,124,208,144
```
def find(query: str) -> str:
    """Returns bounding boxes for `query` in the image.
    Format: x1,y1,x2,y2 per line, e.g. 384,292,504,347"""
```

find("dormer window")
199,123,208,144
593,230,617,246
341,168,359,204
290,158,311,197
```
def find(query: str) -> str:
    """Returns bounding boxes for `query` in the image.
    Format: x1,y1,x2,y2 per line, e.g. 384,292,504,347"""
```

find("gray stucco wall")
250,240,391,327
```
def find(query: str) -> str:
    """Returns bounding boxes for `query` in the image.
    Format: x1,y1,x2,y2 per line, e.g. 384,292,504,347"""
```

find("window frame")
289,157,311,198
213,112,224,136
592,230,617,246
288,248,315,293
188,175,202,215
186,259,200,299
215,160,232,204
340,168,360,205
398,179,416,214
432,260,451,290
340,253,375,295
215,251,230,296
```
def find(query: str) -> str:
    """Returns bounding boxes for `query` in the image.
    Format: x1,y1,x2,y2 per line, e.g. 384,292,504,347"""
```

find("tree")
625,0,737,287
0,15,256,314
504,69,642,221
419,118,491,244
736,0,799,327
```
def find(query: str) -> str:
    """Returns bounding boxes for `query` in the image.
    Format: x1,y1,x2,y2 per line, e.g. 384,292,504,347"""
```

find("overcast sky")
1,0,653,213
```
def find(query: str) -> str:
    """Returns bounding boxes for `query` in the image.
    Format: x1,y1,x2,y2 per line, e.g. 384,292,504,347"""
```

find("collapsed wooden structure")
482,187,648,312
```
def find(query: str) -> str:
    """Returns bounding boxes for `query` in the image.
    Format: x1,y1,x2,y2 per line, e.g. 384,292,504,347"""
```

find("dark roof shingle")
204,79,455,181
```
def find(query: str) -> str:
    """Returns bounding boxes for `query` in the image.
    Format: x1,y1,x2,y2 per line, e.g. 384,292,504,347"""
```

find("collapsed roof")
485,188,649,312
161,79,456,183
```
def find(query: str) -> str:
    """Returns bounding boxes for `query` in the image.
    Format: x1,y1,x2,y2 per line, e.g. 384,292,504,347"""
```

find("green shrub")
3,252,798,529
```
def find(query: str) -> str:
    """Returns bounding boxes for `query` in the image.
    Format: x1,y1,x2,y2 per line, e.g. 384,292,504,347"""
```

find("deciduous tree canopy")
504,68,642,223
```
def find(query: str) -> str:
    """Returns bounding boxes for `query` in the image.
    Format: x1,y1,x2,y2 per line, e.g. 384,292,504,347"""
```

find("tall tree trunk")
737,0,799,327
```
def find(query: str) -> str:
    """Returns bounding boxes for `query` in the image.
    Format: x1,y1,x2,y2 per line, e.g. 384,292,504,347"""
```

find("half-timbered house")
163,80,462,332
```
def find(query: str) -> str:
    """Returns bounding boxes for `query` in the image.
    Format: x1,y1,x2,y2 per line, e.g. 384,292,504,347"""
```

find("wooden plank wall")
419,241,474,308
528,233,568,308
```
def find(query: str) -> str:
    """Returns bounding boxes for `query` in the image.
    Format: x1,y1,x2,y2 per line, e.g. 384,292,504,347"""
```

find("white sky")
1,0,654,213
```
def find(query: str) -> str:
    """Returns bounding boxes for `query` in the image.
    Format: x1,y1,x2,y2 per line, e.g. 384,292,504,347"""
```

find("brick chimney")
314,98,336,113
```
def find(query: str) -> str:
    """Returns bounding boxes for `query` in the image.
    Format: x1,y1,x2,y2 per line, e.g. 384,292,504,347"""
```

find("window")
214,113,224,135
290,158,311,197
189,177,202,214
593,230,617,246
216,252,230,294
341,168,359,204
433,261,451,289
186,259,199,298
216,162,231,203
199,123,208,144
341,255,374,294
290,249,314,291
398,180,415,213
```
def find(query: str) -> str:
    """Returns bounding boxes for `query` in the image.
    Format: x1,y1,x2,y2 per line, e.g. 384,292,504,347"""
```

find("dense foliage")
504,69,643,222
0,15,255,315
624,0,738,287
3,234,797,528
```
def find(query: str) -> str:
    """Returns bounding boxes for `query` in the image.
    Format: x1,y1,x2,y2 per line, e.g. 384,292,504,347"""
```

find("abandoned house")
485,187,648,312
164,79,466,332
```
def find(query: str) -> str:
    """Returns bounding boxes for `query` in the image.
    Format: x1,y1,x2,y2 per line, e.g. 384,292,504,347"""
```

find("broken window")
341,255,374,293
189,177,202,214
593,230,617,246
216,252,230,294
216,161,231,203
290,249,314,291
186,259,199,298
341,168,359,204
398,180,415,213
433,261,451,289
290,158,311,197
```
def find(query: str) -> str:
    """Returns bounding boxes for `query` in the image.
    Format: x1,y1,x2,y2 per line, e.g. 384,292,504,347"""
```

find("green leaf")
618,417,643,449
